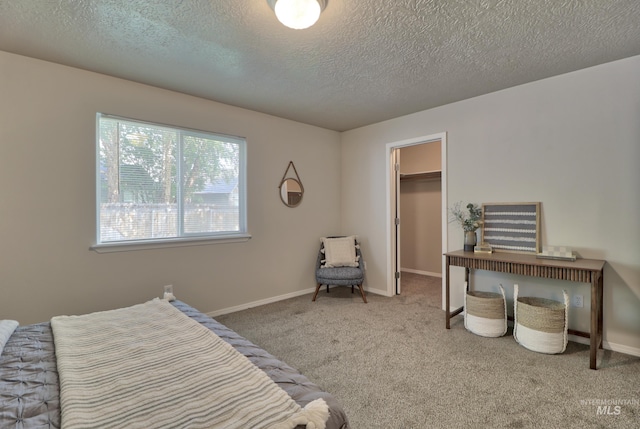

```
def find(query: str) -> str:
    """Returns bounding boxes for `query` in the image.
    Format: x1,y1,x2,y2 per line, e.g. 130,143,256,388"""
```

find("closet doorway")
386,133,448,309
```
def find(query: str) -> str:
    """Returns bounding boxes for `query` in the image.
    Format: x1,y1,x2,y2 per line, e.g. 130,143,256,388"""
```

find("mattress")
0,300,350,429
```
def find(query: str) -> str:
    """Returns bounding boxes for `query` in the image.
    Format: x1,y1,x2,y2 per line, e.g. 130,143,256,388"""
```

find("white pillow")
321,236,359,268
0,320,19,356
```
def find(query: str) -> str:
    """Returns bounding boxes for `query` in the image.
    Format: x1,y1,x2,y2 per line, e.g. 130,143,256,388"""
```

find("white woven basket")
513,284,569,354
464,283,507,338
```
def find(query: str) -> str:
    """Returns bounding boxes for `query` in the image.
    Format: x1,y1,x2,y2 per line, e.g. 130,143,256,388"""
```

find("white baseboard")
401,268,442,278
602,340,640,357
207,287,316,317
207,284,394,317
567,335,640,357
366,287,391,297
567,334,590,347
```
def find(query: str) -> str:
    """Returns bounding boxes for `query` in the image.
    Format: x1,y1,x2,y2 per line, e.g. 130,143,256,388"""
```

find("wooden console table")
445,250,606,370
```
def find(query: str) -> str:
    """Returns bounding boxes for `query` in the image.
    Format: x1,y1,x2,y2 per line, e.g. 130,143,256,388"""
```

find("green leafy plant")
449,202,482,232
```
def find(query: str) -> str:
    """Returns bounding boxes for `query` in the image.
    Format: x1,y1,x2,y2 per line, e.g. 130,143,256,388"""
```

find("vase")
464,231,477,252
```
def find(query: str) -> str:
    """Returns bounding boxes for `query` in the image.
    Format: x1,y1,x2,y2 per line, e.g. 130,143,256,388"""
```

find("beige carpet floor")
216,273,640,428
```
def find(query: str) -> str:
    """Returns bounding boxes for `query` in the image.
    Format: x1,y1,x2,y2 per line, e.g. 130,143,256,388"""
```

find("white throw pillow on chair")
321,236,359,267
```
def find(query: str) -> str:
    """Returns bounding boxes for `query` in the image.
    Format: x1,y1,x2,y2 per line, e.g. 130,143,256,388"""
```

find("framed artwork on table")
481,202,541,254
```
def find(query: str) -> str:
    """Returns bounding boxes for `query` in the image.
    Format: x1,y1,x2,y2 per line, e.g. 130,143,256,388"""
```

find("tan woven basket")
516,297,566,333
464,284,507,337
514,284,569,354
467,291,505,319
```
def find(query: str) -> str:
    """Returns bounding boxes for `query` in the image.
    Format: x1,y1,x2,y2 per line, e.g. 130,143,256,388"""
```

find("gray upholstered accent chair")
313,236,367,303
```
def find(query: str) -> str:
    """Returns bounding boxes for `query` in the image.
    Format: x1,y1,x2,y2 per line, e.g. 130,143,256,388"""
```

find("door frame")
385,132,448,308
392,148,401,294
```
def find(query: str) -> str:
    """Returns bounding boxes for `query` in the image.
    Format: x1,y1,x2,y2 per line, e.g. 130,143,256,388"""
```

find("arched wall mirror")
279,161,304,207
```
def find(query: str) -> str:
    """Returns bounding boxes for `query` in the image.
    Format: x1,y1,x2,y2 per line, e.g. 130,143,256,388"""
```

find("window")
95,114,247,249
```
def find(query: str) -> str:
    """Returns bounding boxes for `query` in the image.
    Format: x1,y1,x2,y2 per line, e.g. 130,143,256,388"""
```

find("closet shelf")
399,170,441,181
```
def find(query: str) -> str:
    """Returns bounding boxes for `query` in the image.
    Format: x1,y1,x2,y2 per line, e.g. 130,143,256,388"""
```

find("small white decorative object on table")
537,245,576,261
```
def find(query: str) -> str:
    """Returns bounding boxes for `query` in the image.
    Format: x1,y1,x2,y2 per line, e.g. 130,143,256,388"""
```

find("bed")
0,299,350,429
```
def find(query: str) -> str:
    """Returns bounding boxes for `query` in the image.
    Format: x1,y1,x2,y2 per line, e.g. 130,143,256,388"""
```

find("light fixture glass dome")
272,0,323,30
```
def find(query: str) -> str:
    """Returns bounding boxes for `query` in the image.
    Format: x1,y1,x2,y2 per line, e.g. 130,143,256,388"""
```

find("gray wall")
0,51,341,324
2,49,639,356
341,55,640,355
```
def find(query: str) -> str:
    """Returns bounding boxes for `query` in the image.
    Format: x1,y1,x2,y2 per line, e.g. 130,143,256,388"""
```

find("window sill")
90,234,252,253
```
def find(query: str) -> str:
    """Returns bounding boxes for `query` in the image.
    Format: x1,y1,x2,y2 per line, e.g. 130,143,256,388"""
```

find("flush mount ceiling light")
267,0,326,30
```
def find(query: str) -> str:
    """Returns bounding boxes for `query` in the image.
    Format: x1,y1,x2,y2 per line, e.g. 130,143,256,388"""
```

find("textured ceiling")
1,0,639,131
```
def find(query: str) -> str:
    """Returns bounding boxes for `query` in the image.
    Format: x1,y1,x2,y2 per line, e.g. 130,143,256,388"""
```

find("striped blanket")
51,299,328,429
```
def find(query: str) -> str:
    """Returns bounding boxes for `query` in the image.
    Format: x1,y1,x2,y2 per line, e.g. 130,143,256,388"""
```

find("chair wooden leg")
357,284,368,303
312,283,322,301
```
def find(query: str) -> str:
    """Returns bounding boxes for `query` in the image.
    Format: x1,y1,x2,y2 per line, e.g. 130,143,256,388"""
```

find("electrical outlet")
363,261,367,270
573,294,583,308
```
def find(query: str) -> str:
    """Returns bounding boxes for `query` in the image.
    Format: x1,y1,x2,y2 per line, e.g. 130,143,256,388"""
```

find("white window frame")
91,114,250,253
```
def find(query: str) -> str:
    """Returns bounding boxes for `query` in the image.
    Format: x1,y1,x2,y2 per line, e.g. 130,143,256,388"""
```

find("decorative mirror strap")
280,161,304,193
